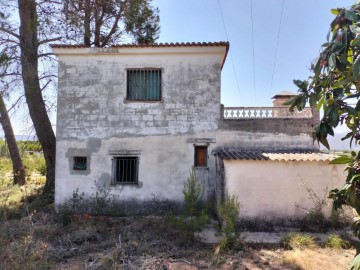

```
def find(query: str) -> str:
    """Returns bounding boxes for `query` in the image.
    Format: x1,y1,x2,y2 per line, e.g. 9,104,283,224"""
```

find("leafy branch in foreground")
285,4,360,149
286,3,360,267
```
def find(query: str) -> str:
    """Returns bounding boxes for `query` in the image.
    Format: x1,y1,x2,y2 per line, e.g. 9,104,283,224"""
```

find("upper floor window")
127,69,162,101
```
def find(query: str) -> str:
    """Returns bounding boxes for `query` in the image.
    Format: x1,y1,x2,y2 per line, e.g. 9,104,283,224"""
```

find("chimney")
271,91,297,107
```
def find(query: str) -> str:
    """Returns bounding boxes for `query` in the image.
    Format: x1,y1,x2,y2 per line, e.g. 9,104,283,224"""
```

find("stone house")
51,42,344,218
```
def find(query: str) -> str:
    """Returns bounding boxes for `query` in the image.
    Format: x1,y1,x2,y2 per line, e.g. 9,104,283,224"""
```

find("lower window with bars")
112,156,139,184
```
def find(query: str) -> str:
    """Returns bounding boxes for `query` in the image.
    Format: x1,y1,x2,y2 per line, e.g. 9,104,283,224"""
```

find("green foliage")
287,3,360,266
324,234,351,249
0,156,12,176
353,254,360,270
280,233,317,250
183,168,204,216
170,210,210,233
17,141,42,152
36,157,46,176
0,140,42,157
217,193,241,251
22,154,46,176
287,3,360,149
63,0,160,46
124,0,160,44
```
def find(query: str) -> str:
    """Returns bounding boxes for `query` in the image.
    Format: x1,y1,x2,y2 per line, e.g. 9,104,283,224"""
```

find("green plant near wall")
183,168,204,216
217,193,241,251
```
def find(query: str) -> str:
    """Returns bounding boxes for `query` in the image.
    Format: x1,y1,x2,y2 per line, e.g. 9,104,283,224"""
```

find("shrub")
217,193,241,251
36,157,46,176
183,168,203,216
280,233,317,250
324,234,351,249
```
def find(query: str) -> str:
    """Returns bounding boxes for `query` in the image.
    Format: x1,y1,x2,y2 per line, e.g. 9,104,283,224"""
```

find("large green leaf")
345,105,359,116
352,252,360,270
316,96,324,110
331,9,340,15
329,53,337,70
282,97,296,106
346,10,358,22
330,156,353,164
330,106,339,127
353,36,360,47
293,80,308,92
353,56,360,79
309,93,317,107
341,131,354,141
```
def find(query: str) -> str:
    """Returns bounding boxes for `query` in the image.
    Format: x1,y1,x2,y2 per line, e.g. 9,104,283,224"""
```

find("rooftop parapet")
223,106,313,119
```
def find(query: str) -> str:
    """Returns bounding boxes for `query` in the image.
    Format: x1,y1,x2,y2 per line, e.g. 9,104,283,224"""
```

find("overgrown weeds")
183,167,204,216
216,193,241,252
280,232,317,250
324,234,351,249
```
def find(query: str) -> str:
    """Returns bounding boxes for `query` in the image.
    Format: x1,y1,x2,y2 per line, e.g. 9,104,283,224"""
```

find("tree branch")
0,26,20,40
101,13,122,47
38,36,62,46
38,52,56,58
7,94,24,113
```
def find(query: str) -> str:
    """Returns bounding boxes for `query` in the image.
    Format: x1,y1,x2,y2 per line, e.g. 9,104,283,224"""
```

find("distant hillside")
0,135,37,141
321,132,360,151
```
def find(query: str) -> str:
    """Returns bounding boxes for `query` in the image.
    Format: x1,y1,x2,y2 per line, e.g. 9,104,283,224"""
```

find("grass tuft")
280,233,317,250
324,234,351,249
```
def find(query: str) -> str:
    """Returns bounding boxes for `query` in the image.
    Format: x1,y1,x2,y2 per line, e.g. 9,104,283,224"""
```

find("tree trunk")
18,0,56,192
84,0,91,46
0,94,26,185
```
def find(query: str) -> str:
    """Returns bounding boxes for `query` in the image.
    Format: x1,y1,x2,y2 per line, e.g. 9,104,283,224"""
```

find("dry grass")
0,157,357,270
282,248,355,270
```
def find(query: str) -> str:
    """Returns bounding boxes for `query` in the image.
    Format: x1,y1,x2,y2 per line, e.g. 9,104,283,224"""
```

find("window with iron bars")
112,156,139,184
73,156,87,170
127,69,162,101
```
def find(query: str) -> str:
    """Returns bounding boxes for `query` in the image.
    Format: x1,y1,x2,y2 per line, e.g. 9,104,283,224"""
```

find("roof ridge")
50,41,229,49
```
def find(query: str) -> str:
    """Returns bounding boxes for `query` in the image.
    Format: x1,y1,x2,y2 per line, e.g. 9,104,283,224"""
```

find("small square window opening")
194,146,208,167
73,156,87,170
112,156,138,184
127,69,161,101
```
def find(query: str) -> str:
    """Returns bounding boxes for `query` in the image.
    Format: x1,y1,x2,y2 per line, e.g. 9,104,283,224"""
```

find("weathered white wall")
54,46,226,204
55,129,314,204
56,47,224,140
53,45,318,207
223,160,345,218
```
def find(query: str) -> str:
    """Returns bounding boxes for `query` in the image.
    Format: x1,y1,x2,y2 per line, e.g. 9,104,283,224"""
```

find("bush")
183,168,203,216
324,234,351,249
280,233,317,250
217,193,241,251
36,157,46,176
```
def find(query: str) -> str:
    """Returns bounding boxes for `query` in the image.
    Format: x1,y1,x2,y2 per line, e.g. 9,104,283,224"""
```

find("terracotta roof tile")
50,41,229,49
211,148,337,162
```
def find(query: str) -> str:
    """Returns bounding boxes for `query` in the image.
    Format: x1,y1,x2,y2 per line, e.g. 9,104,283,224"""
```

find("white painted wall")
223,160,346,218
55,129,314,204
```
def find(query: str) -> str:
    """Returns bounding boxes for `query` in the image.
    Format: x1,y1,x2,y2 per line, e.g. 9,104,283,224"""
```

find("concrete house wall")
53,42,329,219
53,44,229,205
223,159,345,218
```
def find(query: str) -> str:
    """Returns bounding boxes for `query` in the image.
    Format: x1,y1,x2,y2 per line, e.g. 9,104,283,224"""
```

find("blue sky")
154,0,355,107
1,0,357,137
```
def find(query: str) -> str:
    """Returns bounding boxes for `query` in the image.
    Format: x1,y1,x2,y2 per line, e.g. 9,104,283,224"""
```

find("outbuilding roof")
212,148,336,162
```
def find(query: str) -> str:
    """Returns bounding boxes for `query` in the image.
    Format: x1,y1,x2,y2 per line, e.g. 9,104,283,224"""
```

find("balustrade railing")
223,106,313,119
